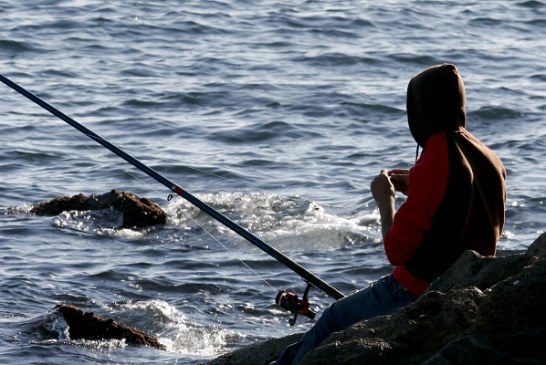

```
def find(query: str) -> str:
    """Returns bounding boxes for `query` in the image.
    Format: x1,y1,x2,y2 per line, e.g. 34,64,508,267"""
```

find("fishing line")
1,72,345,326
18,92,280,293
6,84,285,293
196,218,279,292
8,111,272,312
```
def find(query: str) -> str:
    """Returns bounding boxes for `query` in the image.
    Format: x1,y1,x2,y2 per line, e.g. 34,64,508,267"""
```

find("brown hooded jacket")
385,64,507,294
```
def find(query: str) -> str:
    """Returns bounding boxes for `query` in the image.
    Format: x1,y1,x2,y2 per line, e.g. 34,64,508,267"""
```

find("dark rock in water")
56,304,165,350
204,232,546,365
31,189,166,228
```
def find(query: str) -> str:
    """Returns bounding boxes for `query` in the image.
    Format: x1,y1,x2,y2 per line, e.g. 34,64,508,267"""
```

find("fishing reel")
275,283,316,326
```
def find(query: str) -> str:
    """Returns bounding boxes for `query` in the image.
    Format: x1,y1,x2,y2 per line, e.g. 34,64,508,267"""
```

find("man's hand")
388,169,409,195
371,170,395,203
371,170,396,238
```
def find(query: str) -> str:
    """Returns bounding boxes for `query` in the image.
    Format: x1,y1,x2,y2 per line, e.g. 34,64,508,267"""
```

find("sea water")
1,1,545,364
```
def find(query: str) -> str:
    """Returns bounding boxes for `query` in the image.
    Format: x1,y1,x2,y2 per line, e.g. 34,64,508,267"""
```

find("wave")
469,105,524,121
0,39,38,53
166,191,377,251
207,120,320,144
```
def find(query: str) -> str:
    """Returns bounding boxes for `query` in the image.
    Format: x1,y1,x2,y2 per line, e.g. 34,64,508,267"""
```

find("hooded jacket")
385,64,506,295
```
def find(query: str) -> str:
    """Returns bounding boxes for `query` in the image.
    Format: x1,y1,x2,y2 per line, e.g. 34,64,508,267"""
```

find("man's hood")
406,64,467,148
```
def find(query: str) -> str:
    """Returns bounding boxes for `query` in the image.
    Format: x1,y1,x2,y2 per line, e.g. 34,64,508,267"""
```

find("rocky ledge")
31,189,166,228
206,232,546,365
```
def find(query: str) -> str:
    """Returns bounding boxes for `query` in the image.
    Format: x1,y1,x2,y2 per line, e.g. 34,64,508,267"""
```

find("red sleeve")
384,134,450,265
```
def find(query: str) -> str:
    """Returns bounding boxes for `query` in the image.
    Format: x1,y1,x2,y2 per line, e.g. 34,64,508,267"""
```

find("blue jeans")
272,274,417,365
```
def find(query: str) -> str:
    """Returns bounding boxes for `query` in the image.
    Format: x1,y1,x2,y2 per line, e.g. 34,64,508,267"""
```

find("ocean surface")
1,1,545,364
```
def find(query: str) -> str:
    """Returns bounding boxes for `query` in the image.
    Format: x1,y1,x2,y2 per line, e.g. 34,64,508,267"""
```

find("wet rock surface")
55,304,165,349
31,189,166,228
205,232,546,365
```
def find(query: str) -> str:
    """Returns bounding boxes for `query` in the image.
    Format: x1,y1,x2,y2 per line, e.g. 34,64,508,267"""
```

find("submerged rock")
55,304,166,349
205,232,546,365
31,189,166,228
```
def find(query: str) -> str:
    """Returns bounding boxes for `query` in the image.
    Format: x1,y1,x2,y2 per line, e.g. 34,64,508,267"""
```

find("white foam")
166,191,378,250
50,208,147,239
109,299,241,356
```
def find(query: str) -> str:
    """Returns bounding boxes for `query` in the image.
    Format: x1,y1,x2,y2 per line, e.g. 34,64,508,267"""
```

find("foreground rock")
206,233,546,365
31,189,166,228
55,304,165,349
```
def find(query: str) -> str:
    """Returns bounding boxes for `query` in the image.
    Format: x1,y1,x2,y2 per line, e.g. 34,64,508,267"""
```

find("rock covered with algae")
54,304,166,350
31,189,166,228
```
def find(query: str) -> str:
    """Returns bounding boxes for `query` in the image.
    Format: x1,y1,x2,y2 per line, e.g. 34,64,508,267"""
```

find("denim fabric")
271,274,417,365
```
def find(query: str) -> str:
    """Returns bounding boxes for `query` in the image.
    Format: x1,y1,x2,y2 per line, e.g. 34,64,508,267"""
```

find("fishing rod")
0,73,344,324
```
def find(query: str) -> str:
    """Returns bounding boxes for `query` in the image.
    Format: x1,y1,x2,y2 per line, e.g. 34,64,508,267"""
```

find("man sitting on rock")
271,64,507,365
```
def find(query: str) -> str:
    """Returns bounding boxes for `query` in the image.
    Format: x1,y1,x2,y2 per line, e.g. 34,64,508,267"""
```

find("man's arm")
371,170,396,238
